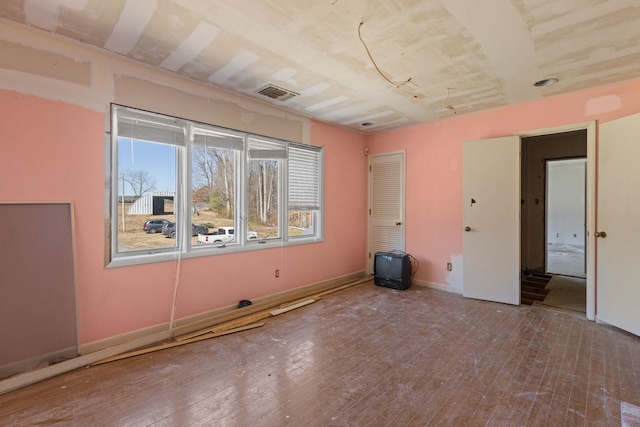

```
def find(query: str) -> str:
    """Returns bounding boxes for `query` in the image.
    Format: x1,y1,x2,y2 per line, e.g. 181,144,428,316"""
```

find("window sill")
107,236,323,268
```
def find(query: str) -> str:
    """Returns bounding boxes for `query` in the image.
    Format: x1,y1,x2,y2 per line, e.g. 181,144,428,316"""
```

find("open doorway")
546,158,587,278
520,131,587,313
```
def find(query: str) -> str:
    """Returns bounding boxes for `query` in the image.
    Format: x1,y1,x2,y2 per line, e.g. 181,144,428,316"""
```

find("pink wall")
173,122,368,318
0,90,367,345
4,76,638,345
367,79,640,289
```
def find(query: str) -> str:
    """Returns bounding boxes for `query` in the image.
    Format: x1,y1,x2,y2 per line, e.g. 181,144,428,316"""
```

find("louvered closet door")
368,152,406,273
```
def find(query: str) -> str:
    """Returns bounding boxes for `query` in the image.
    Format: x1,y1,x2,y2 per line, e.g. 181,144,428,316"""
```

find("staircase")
521,272,552,305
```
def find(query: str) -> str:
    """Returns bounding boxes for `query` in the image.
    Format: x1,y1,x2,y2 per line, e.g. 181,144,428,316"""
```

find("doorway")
462,123,596,319
546,158,587,278
521,131,587,313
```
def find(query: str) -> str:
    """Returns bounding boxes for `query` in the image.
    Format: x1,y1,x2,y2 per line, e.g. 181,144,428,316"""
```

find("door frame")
518,121,596,321
366,150,406,274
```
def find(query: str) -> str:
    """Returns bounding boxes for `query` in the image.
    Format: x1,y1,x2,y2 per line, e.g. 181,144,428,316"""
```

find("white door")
463,136,520,305
368,152,405,273
596,113,640,336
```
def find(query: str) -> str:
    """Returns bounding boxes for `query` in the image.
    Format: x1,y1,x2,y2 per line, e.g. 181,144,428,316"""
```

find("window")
191,125,243,245
114,107,182,253
247,136,286,241
109,105,323,266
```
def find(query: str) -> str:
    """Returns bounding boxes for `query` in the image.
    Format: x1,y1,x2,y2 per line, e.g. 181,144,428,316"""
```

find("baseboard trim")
81,323,171,354
1,270,366,396
412,279,462,295
0,328,172,396
0,347,77,382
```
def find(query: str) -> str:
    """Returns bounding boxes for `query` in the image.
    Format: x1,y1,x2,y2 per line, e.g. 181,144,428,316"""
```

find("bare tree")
192,145,234,217
192,145,278,225
212,151,234,217
248,160,278,225
192,145,215,190
122,169,157,198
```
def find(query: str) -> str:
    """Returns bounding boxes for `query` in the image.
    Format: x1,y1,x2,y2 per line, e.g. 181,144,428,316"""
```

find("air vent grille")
256,84,299,101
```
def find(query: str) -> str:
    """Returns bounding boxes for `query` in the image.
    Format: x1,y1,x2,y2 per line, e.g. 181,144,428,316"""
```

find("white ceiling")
2,0,639,133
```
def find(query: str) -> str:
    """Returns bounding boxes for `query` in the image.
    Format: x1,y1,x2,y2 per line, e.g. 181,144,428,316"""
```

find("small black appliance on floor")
373,251,412,290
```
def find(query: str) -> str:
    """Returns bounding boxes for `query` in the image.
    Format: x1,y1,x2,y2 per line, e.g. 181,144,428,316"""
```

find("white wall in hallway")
547,159,587,245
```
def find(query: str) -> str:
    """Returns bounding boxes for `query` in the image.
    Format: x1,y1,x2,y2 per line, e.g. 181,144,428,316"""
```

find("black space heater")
373,251,412,290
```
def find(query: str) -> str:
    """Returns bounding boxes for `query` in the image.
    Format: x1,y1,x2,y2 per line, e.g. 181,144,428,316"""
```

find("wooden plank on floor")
170,273,368,337
95,278,373,364
93,322,265,365
175,310,273,341
309,276,372,299
175,276,372,342
270,299,315,316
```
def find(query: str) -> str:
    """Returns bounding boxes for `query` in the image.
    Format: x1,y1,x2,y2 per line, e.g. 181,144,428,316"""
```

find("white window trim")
107,104,323,268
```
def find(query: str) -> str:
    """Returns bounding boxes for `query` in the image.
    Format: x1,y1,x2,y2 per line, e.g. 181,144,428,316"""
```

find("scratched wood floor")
1,281,639,426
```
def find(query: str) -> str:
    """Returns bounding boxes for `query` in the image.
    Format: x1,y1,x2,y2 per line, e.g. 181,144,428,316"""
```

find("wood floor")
1,281,639,426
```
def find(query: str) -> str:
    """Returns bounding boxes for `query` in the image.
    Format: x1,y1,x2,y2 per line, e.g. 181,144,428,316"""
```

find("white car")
197,227,258,244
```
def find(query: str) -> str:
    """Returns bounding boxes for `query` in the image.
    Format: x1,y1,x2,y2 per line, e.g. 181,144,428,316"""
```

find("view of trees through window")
248,159,279,238
191,143,237,243
112,105,322,261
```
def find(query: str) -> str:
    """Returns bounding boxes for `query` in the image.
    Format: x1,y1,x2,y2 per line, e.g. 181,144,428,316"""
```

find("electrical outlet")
275,269,280,278
447,262,453,272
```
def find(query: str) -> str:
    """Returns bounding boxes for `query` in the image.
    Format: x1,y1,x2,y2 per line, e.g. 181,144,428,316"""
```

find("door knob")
395,221,402,226
464,226,471,232
594,231,607,238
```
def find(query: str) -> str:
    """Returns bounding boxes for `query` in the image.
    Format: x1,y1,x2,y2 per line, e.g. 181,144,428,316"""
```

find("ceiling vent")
256,84,299,101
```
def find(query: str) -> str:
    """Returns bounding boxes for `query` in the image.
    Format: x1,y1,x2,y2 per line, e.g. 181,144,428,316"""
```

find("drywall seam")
104,0,157,55
0,40,91,85
0,19,312,142
0,68,106,112
113,75,304,142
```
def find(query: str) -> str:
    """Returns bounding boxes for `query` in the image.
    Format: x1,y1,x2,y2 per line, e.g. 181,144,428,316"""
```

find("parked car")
197,226,258,244
162,222,208,238
143,219,170,234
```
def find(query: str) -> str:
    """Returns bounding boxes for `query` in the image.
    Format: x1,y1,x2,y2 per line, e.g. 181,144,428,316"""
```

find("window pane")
288,210,316,236
116,138,177,252
192,130,239,246
248,159,280,240
247,137,283,241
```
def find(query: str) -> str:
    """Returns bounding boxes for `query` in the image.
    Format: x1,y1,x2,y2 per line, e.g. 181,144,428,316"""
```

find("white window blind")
193,127,244,150
248,136,287,159
115,106,185,146
288,143,322,211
